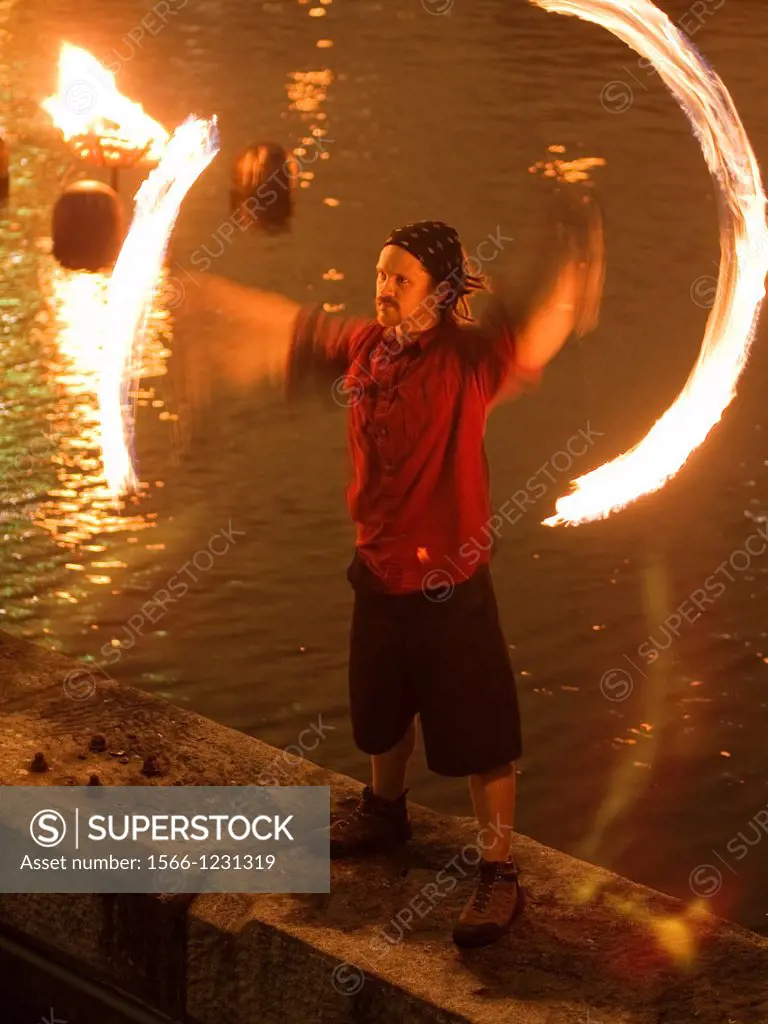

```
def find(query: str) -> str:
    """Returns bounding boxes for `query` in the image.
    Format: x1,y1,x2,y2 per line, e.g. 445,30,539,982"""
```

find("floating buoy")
230,142,297,230
52,179,126,271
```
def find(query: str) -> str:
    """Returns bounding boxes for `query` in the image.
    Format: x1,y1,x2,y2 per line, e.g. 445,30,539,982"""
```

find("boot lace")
473,862,520,912
473,864,499,912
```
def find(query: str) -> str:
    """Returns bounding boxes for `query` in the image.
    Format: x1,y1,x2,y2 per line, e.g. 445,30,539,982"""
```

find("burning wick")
101,117,220,496
531,0,768,527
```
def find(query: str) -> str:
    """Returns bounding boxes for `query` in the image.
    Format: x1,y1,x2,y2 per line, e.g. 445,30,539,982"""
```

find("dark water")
2,0,768,938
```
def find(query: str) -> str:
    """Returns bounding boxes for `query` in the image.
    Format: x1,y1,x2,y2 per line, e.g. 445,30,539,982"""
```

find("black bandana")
383,220,465,287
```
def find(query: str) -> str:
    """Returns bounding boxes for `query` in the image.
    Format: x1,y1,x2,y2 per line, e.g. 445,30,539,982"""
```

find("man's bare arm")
515,256,587,372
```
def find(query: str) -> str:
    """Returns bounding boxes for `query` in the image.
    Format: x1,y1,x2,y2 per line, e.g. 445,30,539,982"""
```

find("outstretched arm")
171,271,369,407
171,272,302,397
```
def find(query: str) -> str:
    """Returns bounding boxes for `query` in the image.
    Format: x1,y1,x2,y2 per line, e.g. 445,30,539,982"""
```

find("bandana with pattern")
383,220,466,288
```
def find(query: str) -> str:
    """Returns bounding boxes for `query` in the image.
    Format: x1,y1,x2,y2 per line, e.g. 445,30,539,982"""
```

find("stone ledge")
0,629,767,1023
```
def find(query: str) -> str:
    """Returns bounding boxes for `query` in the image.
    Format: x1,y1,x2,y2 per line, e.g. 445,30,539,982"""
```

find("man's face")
375,245,436,331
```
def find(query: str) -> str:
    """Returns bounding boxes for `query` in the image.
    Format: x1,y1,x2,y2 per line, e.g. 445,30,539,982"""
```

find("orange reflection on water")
287,69,333,115
31,263,173,562
288,3,339,304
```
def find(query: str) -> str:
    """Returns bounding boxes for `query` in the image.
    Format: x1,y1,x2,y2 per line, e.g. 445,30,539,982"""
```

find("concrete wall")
1,630,767,1024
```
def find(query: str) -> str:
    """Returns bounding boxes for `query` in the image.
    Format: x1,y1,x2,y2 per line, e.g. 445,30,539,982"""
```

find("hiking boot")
452,857,526,949
329,785,411,858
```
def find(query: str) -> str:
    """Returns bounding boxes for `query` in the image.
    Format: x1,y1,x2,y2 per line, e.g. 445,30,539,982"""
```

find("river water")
1,0,768,936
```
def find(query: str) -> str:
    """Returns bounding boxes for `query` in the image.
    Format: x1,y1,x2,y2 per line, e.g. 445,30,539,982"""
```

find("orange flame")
531,0,768,526
100,117,219,495
42,43,170,166
42,44,218,496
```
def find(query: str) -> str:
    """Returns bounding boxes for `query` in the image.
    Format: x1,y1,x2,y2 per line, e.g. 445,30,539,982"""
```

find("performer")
175,190,605,949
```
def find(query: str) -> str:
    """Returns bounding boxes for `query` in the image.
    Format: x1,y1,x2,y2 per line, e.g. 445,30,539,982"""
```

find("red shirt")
286,302,541,595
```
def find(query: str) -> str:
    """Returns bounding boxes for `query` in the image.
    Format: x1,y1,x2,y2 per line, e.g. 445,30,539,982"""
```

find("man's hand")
488,186,606,372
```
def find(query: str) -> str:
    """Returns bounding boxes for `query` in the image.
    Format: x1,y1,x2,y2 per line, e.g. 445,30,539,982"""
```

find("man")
176,193,604,949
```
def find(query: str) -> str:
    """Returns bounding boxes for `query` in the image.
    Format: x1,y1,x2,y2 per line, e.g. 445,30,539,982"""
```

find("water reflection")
289,0,343,313
287,0,334,198
0,3,188,646
35,257,174,558
0,245,176,634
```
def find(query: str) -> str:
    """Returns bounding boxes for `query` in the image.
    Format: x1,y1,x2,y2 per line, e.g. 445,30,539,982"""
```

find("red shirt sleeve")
285,305,372,402
470,296,543,408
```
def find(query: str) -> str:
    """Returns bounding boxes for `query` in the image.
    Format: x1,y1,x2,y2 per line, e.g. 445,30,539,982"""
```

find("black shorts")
346,556,522,777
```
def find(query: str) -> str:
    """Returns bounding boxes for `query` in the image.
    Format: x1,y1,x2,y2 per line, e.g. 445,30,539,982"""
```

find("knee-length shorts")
347,560,522,777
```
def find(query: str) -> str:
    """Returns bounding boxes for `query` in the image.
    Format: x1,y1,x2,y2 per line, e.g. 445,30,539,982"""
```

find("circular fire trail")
532,0,768,527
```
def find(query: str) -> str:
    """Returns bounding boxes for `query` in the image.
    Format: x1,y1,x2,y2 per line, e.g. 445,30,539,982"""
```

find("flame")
41,44,218,496
100,116,219,495
531,0,768,526
42,43,169,165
